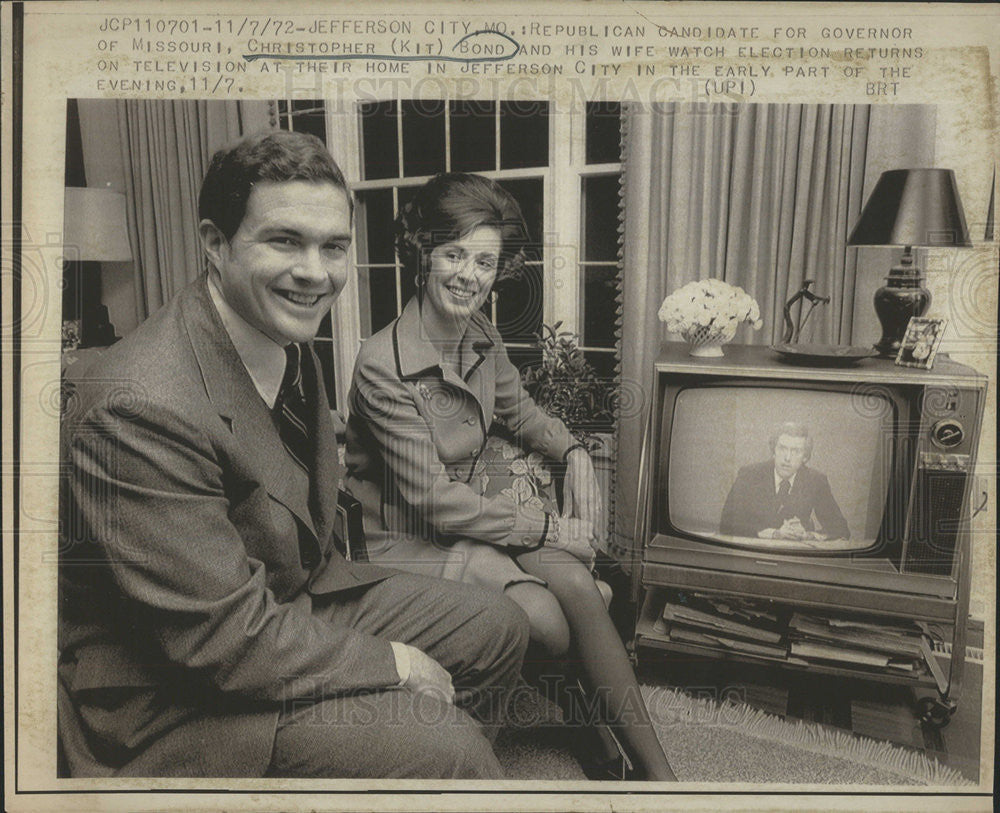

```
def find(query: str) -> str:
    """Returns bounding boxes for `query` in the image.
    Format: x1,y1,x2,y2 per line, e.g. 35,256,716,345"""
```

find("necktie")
277,343,313,474
776,478,792,522
279,344,325,569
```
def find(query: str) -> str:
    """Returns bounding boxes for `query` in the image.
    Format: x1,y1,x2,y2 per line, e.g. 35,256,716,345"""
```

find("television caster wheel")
625,640,639,668
917,696,955,729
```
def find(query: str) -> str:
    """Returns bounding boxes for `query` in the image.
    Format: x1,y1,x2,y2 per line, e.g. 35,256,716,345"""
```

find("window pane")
400,260,417,306
290,100,327,143
500,101,548,169
361,101,398,180
397,185,418,214
582,174,620,262
359,189,395,265
495,262,543,345
449,100,496,172
497,177,543,264
393,186,420,307
368,267,399,334
585,102,622,165
402,99,446,177
584,349,617,381
313,336,337,412
504,345,542,376
583,264,618,348
496,177,543,346
584,350,617,432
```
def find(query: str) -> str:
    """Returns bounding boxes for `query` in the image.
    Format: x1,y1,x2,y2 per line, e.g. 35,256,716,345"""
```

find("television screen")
665,386,894,553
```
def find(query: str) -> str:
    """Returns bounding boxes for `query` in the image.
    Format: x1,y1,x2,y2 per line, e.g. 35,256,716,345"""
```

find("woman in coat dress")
344,173,674,780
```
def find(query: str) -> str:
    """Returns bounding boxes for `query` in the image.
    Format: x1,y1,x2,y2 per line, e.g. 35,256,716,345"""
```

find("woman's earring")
414,273,423,289
489,291,498,304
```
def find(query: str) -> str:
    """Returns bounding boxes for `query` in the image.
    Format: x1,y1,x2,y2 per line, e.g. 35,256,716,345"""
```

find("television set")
642,344,986,615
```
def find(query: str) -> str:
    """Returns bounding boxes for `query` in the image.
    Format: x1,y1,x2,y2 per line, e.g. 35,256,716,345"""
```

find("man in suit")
719,422,850,541
58,130,529,779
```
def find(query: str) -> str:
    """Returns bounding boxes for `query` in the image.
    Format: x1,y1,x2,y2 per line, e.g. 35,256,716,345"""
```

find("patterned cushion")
472,429,619,536
472,429,612,608
472,432,560,513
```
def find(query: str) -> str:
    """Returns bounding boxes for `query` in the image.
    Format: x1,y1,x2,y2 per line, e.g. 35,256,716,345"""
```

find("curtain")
117,101,246,319
613,103,934,562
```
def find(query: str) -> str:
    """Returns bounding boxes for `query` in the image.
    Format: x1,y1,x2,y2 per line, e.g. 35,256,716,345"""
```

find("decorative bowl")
683,324,737,357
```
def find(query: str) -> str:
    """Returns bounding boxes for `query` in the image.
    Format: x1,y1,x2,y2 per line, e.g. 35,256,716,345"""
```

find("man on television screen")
719,422,850,541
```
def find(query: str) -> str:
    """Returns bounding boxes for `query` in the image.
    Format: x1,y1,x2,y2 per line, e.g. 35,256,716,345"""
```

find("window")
275,100,339,410
579,101,622,381
274,98,623,409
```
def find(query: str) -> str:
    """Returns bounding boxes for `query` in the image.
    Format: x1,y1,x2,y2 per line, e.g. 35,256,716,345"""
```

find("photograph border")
896,316,949,369
3,1,997,810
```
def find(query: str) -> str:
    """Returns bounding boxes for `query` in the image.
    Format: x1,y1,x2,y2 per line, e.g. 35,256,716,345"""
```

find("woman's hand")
549,516,597,569
562,447,604,543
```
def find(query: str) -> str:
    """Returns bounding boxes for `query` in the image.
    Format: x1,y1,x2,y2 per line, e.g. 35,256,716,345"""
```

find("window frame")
322,99,621,412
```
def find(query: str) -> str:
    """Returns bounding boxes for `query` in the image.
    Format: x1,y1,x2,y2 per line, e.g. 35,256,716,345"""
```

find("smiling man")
58,131,529,779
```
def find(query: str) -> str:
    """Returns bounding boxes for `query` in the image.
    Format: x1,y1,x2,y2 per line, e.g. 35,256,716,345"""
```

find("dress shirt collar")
392,295,495,380
774,469,797,494
207,275,287,409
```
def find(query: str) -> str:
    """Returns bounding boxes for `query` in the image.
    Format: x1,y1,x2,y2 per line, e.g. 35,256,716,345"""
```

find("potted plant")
521,322,615,443
520,323,617,547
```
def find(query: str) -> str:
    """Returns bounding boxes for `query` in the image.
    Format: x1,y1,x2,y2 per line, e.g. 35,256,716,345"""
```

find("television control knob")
930,419,964,449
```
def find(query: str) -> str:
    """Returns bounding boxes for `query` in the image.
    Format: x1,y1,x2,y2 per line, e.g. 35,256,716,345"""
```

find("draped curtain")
116,101,248,319
613,103,935,561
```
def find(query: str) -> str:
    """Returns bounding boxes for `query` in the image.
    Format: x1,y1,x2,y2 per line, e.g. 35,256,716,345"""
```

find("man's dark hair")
198,129,351,240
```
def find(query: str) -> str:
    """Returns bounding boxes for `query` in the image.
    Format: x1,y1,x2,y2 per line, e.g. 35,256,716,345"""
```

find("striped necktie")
277,343,313,474
776,478,792,520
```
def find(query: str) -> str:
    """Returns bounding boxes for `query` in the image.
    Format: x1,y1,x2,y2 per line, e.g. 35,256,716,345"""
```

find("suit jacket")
343,296,576,553
718,461,850,540
58,277,398,777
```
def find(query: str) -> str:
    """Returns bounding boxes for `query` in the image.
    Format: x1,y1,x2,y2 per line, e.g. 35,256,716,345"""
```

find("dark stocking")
515,547,676,781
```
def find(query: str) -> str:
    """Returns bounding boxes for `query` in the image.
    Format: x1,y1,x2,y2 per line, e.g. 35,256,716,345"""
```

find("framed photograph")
895,317,948,369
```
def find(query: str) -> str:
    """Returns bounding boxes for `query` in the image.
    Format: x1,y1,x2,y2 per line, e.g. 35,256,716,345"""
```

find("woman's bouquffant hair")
395,173,529,284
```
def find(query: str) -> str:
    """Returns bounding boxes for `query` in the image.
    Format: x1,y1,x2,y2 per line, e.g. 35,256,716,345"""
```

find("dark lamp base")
872,252,930,358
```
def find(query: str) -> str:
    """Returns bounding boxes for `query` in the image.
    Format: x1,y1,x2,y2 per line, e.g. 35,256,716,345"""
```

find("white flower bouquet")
658,279,763,356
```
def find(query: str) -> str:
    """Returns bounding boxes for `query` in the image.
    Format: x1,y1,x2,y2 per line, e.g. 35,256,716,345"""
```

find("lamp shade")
63,187,133,262
848,168,972,248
